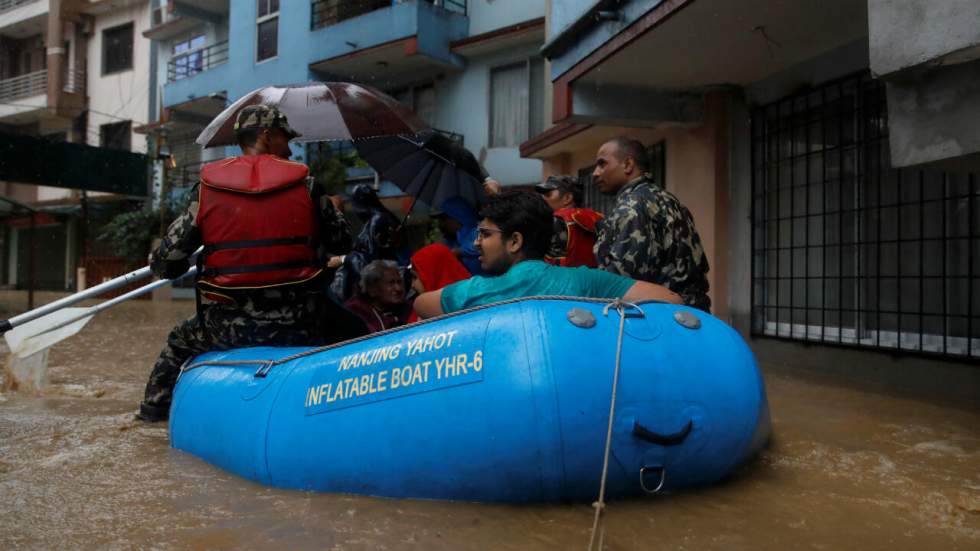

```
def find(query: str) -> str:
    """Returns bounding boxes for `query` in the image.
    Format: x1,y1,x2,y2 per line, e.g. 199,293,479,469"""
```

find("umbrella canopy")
354,129,488,211
196,82,429,148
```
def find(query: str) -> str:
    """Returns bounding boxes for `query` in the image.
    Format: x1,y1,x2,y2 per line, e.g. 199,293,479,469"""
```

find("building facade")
0,0,152,291
145,0,550,200
526,0,980,401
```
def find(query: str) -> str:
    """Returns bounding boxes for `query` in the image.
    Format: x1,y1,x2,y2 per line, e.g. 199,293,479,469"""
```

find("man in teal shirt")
414,190,681,318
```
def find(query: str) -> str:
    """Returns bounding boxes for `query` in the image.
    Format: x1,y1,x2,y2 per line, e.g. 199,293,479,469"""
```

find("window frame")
255,0,279,63
172,33,207,79
101,22,134,76
487,57,545,148
99,120,132,151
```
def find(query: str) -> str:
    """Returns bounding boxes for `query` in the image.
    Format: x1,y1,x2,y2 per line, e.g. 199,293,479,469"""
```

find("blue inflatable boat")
170,298,770,502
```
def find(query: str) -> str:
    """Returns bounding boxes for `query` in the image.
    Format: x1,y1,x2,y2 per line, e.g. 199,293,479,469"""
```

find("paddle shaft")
27,266,198,339
0,247,203,334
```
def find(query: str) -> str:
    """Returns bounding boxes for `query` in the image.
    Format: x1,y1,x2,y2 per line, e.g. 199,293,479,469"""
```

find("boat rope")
588,298,642,551
180,295,667,375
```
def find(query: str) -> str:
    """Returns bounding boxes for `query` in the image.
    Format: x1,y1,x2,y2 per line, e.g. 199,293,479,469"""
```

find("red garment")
407,243,471,322
196,155,320,291
344,295,410,334
550,207,603,268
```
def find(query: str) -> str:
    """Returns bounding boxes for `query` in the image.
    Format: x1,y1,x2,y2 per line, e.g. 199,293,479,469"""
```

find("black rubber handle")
632,419,693,446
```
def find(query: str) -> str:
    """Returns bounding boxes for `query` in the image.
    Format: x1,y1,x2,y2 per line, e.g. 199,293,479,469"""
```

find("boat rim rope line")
588,298,644,551
178,295,670,375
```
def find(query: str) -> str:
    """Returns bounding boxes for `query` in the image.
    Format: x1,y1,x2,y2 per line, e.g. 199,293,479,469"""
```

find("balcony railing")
63,67,85,94
311,0,466,31
0,0,39,15
167,40,229,82
0,70,46,101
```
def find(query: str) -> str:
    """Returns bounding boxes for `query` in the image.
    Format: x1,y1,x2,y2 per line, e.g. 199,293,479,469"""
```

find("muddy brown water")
1,293,978,550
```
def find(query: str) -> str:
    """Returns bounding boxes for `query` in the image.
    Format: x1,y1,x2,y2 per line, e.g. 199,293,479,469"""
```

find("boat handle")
640,466,667,494
632,419,693,446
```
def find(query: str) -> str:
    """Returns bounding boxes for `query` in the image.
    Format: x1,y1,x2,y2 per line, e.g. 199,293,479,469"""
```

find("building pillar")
46,0,65,115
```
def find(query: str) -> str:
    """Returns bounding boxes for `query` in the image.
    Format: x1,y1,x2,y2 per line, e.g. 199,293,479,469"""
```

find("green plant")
305,143,371,195
98,191,190,260
98,207,159,260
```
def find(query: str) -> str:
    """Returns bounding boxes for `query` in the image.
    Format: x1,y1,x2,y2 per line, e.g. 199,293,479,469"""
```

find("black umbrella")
354,129,488,212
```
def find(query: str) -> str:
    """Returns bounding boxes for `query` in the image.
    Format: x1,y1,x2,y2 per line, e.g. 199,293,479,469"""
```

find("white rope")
588,299,634,551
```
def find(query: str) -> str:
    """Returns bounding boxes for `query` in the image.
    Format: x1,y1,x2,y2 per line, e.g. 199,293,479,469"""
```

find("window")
392,83,436,125
172,34,206,79
100,121,131,151
102,22,134,75
750,71,980,360
489,58,544,147
256,0,279,62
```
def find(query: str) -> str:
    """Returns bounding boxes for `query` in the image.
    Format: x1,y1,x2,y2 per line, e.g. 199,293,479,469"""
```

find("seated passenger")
405,243,472,323
431,197,486,276
344,260,411,333
413,191,681,318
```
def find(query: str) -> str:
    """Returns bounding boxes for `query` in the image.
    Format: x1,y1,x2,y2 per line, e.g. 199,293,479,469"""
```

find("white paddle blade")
4,307,95,358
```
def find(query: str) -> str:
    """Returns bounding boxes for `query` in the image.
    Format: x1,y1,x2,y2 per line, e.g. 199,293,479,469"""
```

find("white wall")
466,0,546,35
86,2,152,153
433,42,544,185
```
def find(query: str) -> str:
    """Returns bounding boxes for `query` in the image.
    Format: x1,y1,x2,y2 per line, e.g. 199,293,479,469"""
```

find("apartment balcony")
308,0,468,89
144,0,228,41
167,40,228,82
0,67,85,123
0,0,47,36
311,0,464,31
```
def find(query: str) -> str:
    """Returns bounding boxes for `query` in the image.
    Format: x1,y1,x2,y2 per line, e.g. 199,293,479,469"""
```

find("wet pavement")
1,293,978,550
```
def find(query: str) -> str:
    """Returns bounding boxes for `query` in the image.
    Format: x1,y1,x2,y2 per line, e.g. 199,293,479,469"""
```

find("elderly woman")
343,259,411,334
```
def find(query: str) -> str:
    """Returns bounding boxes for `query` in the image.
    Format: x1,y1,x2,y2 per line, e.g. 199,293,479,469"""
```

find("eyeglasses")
476,226,505,240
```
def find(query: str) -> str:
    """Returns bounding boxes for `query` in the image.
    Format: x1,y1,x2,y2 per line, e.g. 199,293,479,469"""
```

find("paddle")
4,265,198,359
0,246,203,335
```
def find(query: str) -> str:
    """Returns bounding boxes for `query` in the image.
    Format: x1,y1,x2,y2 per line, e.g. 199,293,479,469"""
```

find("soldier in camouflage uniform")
137,105,354,422
592,137,711,312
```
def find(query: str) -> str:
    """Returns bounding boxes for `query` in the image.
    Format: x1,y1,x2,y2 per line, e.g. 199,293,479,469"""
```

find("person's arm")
413,289,445,319
483,178,502,195
149,188,202,279
622,280,682,305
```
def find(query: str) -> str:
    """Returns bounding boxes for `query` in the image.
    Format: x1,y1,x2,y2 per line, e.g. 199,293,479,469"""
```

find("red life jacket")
195,155,320,292
549,208,603,268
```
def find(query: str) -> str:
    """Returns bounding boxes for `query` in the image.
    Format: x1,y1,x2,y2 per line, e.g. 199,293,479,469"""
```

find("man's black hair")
237,128,262,149
479,190,554,260
608,136,650,173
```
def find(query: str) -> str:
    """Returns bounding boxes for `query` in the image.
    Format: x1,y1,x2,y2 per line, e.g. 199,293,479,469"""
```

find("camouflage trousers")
140,300,323,417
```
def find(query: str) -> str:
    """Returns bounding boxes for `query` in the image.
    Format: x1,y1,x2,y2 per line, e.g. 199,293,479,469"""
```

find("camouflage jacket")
594,176,711,312
150,177,352,309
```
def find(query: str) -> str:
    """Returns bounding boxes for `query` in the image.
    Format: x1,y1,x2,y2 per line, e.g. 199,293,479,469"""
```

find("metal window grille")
750,71,980,360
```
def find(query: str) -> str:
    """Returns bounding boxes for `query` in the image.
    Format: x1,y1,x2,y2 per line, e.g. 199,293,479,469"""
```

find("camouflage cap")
233,105,301,139
536,174,583,204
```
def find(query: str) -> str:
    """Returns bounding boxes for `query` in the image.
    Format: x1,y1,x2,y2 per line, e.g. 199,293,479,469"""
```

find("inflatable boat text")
304,329,484,415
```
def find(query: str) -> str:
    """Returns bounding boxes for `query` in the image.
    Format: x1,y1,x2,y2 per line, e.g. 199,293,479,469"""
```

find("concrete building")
0,0,152,291
144,0,549,198
525,0,979,401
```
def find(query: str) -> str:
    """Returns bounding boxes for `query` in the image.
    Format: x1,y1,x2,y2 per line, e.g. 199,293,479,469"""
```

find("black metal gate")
751,71,979,360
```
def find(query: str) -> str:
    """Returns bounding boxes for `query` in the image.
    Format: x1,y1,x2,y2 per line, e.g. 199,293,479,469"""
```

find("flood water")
1,293,978,550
